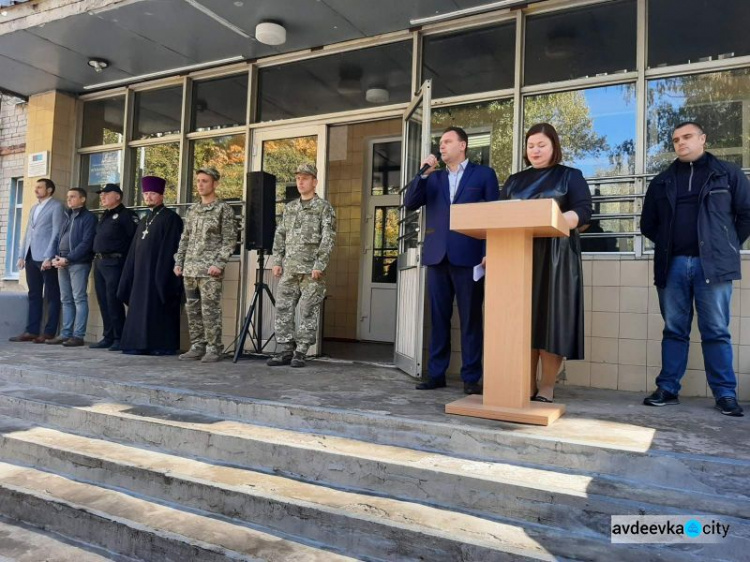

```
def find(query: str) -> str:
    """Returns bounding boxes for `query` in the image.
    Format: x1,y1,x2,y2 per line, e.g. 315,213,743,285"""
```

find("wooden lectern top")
450,199,569,239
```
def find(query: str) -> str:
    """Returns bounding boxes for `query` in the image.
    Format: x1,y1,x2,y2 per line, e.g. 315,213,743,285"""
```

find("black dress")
117,205,184,353
500,165,592,359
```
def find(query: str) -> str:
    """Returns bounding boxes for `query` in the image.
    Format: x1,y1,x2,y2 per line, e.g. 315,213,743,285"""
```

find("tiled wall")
324,119,401,340
433,254,750,401
562,257,750,401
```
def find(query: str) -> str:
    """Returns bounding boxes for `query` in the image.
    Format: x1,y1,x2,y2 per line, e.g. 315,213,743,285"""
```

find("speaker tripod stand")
233,249,276,362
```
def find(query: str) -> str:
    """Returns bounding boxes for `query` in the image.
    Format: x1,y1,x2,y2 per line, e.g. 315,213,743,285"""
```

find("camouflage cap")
295,162,317,177
196,166,221,181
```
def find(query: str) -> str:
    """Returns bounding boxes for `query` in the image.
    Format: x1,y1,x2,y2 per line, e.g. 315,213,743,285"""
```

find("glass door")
394,81,431,376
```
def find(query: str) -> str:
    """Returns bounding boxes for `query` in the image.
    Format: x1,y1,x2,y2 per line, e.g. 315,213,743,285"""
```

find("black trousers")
24,250,60,336
94,257,126,342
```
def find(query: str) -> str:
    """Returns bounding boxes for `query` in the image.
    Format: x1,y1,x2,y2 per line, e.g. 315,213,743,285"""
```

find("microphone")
417,155,440,176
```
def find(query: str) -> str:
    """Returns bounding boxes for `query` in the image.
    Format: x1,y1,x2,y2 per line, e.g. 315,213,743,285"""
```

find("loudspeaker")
285,183,298,203
245,171,277,251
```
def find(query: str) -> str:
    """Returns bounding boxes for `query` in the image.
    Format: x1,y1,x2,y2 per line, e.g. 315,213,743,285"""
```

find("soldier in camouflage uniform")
268,163,336,368
174,167,237,362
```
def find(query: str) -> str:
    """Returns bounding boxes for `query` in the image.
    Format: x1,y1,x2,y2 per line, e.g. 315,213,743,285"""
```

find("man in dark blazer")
404,126,500,394
9,178,65,343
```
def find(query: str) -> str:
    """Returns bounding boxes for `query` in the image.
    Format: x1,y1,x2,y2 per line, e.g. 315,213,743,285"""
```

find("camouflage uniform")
174,199,236,355
272,194,336,355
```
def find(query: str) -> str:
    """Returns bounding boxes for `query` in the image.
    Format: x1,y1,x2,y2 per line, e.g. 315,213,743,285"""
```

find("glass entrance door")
394,81,432,377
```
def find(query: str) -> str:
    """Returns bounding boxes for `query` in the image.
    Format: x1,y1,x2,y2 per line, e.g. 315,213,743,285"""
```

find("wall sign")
27,151,49,177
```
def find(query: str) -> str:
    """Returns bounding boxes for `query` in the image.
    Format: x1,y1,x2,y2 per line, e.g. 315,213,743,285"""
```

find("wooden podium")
445,199,569,426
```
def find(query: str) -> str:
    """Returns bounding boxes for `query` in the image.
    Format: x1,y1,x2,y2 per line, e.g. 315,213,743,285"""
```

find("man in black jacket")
47,188,97,347
641,122,750,416
89,184,138,351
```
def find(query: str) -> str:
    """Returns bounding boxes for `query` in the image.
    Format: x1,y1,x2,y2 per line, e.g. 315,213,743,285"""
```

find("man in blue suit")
404,127,500,394
9,178,66,343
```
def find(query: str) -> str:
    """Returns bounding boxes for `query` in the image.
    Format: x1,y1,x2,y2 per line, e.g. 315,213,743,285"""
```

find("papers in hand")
473,263,485,282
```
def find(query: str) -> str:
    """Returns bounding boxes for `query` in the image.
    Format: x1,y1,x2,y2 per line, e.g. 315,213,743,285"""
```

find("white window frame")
5,177,24,280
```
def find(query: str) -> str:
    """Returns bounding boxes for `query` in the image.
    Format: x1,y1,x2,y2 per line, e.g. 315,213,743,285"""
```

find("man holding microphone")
404,126,499,394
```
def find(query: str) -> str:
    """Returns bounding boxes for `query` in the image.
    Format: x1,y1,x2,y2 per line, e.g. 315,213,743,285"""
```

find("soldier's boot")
179,345,205,361
267,351,293,366
290,351,307,368
201,347,222,363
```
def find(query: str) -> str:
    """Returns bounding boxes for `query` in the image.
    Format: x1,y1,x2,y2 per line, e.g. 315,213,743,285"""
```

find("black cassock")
117,205,183,353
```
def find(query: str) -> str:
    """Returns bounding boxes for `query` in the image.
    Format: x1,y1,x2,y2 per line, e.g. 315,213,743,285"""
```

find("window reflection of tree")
372,206,399,284
647,68,750,172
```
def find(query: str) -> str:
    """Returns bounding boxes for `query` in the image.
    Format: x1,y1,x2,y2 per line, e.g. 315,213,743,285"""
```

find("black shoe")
291,351,306,368
108,340,121,352
464,382,483,395
643,388,679,407
416,377,446,390
267,352,293,366
89,339,113,349
715,396,744,417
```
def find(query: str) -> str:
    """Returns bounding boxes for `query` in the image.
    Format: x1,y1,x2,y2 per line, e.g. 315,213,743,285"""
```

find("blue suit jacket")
22,197,66,262
404,162,500,267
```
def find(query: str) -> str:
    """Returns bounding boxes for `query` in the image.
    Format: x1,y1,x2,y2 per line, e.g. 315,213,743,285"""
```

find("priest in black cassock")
117,176,183,355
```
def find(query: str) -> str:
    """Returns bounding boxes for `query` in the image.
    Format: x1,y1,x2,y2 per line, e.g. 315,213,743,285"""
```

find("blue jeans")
58,262,92,339
656,256,736,399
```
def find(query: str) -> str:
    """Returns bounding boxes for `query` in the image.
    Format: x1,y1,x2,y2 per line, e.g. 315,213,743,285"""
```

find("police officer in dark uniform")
89,184,138,351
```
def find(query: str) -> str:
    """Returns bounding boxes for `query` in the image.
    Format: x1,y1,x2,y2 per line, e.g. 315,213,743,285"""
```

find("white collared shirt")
447,159,469,204
32,197,52,225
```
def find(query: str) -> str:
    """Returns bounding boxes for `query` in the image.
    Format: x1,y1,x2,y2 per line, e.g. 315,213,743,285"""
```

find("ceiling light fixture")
255,22,286,46
88,58,109,73
409,0,542,26
365,88,390,104
83,55,244,90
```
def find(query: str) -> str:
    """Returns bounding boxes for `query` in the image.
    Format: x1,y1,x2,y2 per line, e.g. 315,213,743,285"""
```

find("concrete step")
0,461,354,562
0,414,713,562
0,366,747,499
0,515,119,562
0,381,747,540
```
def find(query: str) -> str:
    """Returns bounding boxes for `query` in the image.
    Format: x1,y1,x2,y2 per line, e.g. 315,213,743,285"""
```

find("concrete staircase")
0,365,747,561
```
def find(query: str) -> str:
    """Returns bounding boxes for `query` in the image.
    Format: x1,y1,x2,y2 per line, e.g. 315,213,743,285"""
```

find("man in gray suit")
9,178,66,343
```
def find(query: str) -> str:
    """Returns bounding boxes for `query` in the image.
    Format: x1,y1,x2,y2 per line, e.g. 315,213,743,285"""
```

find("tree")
192,134,246,200
647,68,750,171
431,90,610,182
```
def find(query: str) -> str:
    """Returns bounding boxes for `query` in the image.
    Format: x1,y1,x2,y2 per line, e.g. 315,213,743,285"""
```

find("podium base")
445,394,565,426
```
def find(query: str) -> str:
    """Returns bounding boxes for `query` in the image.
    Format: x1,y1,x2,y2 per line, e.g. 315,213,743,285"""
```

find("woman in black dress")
500,123,593,402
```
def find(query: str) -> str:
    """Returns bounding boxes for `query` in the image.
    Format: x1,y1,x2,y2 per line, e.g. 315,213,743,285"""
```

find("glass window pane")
432,99,514,181
258,41,412,122
423,23,515,99
190,134,246,202
648,0,750,68
132,143,180,205
133,87,183,140
80,150,122,209
261,136,318,219
523,84,637,177
647,68,750,173
524,0,636,86
372,206,399,283
192,74,248,132
81,96,124,146
371,141,401,196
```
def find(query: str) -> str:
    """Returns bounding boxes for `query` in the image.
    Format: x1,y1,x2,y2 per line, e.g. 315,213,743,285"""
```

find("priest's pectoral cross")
141,228,149,239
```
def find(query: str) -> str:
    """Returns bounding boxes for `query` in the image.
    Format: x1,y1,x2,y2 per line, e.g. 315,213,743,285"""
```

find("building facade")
1,0,749,398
